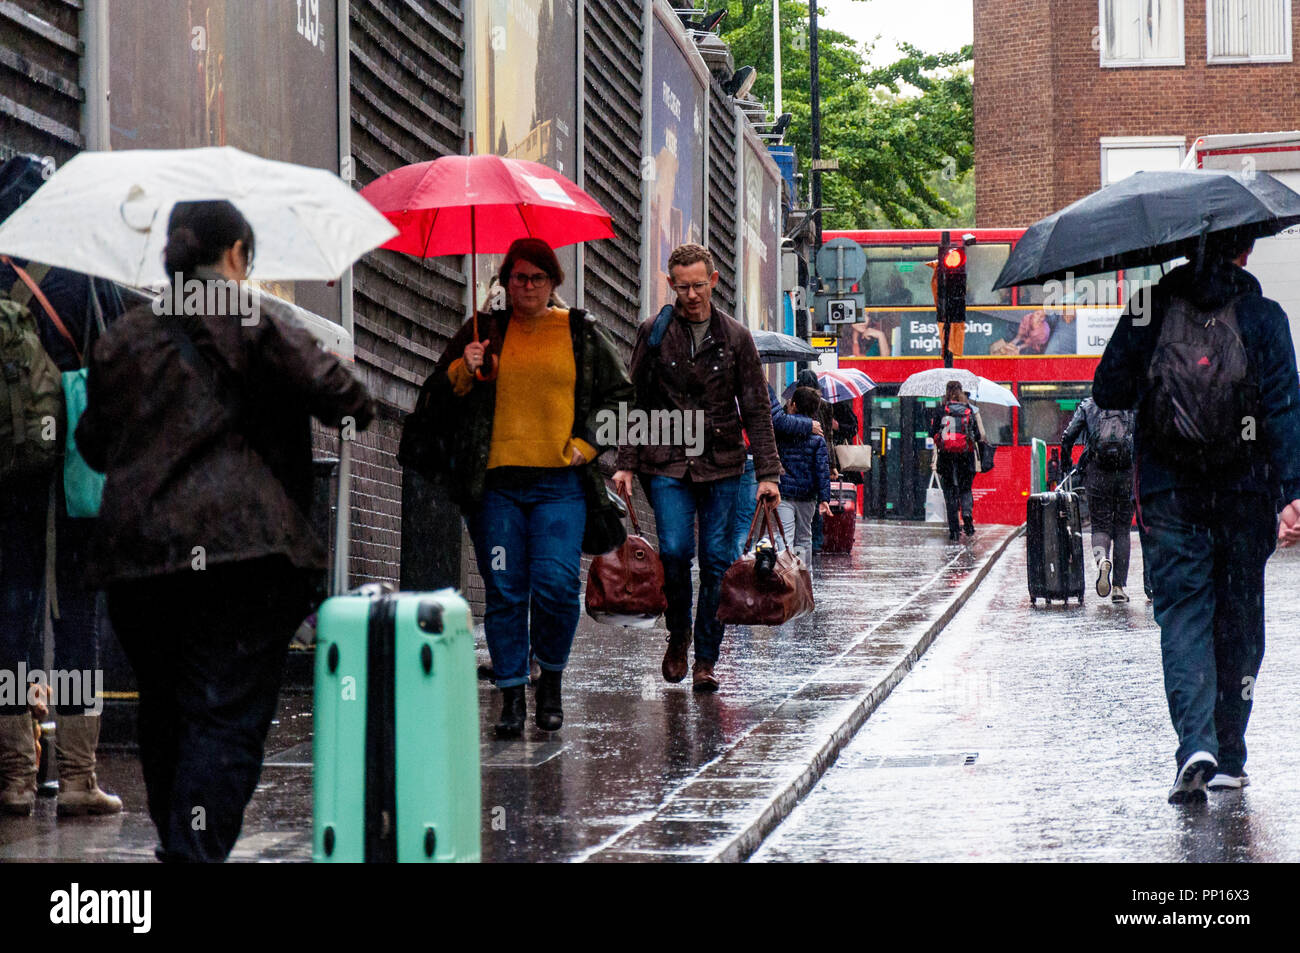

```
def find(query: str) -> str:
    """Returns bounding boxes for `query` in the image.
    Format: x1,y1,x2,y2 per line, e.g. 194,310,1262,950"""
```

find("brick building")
974,0,1300,227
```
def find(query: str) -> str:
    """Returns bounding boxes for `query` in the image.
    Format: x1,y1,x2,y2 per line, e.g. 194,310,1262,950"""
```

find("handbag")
925,471,946,523
716,505,814,626
978,440,996,474
585,487,667,627
61,284,110,518
835,441,872,472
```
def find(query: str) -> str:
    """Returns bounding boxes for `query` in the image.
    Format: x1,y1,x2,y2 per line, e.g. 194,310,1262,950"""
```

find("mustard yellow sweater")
448,308,597,469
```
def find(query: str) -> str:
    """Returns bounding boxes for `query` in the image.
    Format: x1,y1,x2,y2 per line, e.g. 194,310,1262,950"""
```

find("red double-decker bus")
822,228,1160,524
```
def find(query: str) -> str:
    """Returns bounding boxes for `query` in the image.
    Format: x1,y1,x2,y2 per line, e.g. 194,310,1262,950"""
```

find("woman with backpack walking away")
1060,397,1136,602
930,381,986,543
76,200,375,860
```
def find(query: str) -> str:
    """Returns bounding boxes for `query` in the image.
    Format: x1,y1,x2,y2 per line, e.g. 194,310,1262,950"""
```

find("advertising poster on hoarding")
474,0,578,306
649,13,706,313
739,131,781,333
109,0,341,323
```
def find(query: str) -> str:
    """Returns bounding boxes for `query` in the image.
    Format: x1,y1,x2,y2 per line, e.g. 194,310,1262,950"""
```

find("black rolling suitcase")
1026,489,1085,604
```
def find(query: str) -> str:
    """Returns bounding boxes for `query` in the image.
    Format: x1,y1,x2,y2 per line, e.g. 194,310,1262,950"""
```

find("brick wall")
975,0,1300,227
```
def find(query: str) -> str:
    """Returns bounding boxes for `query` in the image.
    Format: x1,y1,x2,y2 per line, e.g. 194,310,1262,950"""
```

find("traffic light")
936,244,967,326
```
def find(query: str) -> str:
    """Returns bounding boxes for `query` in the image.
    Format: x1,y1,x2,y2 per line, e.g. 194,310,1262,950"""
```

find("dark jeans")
464,468,587,689
647,473,741,664
108,557,314,862
0,474,101,714
1138,488,1277,775
935,452,974,535
1085,465,1135,587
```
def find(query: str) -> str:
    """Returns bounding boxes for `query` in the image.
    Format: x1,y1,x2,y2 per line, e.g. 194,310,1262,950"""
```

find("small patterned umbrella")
783,368,877,404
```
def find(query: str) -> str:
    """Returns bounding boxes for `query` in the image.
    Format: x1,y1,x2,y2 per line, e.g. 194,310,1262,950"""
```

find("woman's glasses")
510,272,550,288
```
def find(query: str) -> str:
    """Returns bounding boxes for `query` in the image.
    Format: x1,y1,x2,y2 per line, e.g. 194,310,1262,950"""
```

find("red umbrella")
361,154,615,380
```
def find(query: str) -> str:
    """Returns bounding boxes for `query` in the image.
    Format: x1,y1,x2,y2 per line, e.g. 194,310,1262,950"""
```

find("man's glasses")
510,272,550,288
672,281,711,295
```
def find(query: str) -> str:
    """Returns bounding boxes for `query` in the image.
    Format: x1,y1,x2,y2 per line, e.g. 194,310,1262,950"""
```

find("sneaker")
1095,558,1113,598
1168,751,1217,804
1111,586,1129,603
1207,772,1250,791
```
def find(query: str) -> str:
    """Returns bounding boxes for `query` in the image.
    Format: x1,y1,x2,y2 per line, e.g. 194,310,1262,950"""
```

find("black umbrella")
993,170,1300,289
751,328,819,363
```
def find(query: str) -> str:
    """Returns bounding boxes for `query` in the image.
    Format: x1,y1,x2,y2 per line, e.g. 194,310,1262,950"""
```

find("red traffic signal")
942,247,966,270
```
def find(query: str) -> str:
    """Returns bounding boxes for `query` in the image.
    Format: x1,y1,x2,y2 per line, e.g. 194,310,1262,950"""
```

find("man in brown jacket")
614,243,781,692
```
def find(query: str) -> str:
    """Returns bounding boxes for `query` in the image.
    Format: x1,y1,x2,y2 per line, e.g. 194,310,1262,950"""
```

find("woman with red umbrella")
421,238,632,738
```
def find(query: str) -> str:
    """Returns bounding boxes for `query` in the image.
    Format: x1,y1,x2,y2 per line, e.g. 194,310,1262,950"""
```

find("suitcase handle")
332,431,352,596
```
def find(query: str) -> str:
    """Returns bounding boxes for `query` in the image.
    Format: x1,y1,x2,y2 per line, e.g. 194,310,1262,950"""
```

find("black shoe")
948,531,960,543
494,685,526,738
535,669,563,732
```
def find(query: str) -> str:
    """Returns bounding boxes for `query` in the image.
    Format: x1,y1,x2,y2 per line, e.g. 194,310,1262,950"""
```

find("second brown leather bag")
716,506,814,627
584,488,667,627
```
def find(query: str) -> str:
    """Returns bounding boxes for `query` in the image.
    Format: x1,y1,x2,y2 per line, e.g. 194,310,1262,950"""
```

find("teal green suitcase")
313,589,481,862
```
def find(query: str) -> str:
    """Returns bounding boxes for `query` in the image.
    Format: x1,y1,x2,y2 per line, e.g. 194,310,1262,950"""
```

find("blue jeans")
464,468,587,688
647,473,741,664
1138,488,1276,774
731,455,758,552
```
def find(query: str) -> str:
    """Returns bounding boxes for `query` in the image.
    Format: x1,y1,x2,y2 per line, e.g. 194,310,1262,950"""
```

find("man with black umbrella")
1093,228,1300,804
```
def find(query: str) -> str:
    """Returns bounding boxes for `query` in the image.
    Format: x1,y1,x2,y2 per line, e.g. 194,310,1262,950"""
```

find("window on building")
1208,0,1293,63
1100,136,1187,185
1100,0,1186,66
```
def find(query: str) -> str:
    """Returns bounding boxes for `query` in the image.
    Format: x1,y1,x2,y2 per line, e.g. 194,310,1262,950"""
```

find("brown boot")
54,713,123,816
662,632,691,683
691,660,719,693
0,713,38,816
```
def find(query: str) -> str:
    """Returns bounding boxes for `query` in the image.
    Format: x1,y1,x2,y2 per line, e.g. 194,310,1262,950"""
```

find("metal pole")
332,0,354,596
939,230,953,369
773,0,782,116
808,0,821,248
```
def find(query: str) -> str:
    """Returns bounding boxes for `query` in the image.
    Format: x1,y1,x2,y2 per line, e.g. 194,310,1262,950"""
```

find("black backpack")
1092,409,1133,471
1142,295,1257,474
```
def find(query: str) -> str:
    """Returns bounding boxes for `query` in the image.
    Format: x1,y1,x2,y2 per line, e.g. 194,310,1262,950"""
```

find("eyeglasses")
509,272,550,288
672,281,711,295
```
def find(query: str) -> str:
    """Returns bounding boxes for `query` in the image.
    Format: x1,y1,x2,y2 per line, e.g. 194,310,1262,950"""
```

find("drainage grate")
867,752,979,769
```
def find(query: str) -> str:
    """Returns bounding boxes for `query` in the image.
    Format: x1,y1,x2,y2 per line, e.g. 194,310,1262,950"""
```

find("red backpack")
939,402,974,453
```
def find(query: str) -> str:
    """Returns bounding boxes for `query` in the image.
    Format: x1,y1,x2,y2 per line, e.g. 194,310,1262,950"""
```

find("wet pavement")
0,519,1017,862
752,537,1300,863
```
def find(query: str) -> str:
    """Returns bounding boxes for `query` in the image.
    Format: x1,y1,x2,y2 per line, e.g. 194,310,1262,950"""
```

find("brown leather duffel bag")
584,488,667,627
717,505,814,626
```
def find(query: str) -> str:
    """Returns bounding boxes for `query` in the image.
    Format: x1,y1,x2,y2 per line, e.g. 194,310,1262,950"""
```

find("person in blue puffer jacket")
775,386,832,563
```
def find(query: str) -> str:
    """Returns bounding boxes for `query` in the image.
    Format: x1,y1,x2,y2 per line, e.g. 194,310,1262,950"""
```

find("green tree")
718,1,973,228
